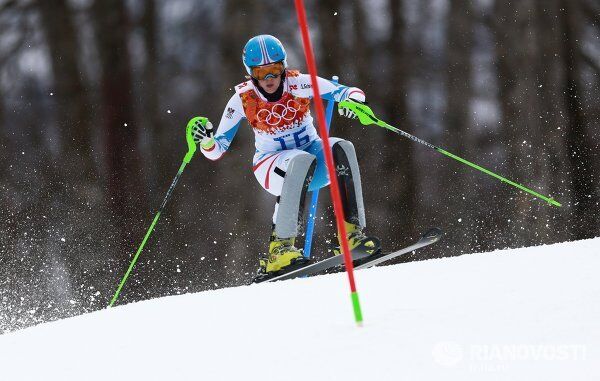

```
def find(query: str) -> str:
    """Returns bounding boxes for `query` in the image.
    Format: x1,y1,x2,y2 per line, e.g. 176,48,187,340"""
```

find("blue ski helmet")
242,35,287,75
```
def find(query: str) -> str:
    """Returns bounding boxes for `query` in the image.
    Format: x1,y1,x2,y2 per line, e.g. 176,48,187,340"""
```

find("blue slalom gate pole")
304,75,338,259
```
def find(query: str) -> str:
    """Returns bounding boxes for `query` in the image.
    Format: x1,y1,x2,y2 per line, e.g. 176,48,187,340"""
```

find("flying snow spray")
108,118,200,307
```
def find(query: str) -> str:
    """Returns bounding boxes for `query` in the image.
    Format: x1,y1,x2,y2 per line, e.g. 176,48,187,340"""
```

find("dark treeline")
0,0,598,332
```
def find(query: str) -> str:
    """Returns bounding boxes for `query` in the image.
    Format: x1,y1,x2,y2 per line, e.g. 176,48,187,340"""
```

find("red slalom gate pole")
294,0,363,325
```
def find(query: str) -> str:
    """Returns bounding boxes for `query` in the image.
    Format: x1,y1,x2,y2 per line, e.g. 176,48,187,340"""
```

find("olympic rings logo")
256,99,302,126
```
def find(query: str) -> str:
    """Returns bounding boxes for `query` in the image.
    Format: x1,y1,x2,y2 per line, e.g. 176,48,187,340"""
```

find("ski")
254,227,442,283
354,227,442,270
253,246,374,283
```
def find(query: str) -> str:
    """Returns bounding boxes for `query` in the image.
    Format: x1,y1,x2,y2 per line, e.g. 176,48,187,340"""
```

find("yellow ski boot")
333,221,381,256
255,234,309,281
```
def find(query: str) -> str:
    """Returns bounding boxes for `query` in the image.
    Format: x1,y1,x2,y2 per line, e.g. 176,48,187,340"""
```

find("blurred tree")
140,0,161,187
380,0,417,241
317,0,342,75
443,0,474,251
535,0,570,240
561,0,599,239
0,0,32,150
0,84,4,141
91,0,140,227
580,0,600,31
352,0,369,86
214,0,264,275
350,0,375,159
494,0,547,245
35,0,95,179
445,0,472,158
0,82,5,191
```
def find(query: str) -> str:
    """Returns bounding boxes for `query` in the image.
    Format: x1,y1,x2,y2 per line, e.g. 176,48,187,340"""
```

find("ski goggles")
251,62,285,80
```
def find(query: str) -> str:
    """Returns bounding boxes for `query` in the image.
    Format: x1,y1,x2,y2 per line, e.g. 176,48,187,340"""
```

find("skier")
191,34,380,279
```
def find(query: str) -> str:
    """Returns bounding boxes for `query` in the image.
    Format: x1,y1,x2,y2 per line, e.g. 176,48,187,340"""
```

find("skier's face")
251,62,284,94
257,75,282,94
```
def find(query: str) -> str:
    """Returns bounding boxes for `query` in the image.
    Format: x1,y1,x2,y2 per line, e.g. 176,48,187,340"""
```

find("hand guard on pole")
338,93,366,119
190,116,215,149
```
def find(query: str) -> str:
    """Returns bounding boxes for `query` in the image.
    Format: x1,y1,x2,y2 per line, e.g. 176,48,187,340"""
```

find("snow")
1,238,599,380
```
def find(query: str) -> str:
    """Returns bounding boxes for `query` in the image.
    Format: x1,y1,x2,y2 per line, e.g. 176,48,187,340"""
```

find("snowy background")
0,0,599,333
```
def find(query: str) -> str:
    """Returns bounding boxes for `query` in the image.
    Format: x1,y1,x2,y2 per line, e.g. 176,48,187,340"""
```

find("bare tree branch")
0,0,34,16
0,0,18,15
580,0,600,27
579,48,600,75
0,0,36,68
0,18,33,67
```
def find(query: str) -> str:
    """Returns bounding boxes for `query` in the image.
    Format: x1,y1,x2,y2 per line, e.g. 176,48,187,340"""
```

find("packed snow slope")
1,238,599,381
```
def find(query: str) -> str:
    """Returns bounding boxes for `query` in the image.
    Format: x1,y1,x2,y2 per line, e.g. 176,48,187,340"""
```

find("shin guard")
332,140,367,228
274,152,317,239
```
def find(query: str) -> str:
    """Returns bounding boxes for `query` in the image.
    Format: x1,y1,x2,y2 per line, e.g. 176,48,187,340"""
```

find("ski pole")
108,118,199,307
339,100,562,207
304,75,339,259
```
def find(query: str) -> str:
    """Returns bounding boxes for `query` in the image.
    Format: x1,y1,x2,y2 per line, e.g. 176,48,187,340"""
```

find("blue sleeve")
201,93,245,161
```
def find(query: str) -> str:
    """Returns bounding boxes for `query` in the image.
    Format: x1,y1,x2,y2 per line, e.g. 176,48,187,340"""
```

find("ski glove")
191,117,215,149
338,92,367,119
